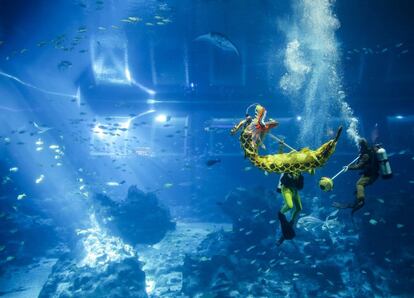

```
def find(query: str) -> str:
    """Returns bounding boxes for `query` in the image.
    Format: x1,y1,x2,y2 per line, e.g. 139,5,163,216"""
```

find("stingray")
194,32,239,56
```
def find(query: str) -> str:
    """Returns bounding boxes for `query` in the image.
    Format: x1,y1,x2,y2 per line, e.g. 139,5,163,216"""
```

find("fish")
9,167,18,173
35,174,44,184
32,122,52,134
164,183,173,188
206,159,221,167
246,245,256,252
106,181,120,186
396,224,404,229
121,16,142,24
78,26,87,33
369,219,378,225
57,60,73,71
194,32,240,56
17,193,26,200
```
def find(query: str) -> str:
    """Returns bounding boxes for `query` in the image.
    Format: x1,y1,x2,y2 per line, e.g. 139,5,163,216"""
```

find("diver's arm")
348,154,369,170
231,119,248,135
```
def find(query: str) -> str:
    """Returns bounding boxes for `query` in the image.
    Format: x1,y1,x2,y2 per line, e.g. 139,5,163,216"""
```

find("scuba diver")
276,172,304,246
333,138,392,214
230,104,278,149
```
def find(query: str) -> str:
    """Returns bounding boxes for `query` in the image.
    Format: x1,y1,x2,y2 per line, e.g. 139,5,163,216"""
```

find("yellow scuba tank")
376,146,393,179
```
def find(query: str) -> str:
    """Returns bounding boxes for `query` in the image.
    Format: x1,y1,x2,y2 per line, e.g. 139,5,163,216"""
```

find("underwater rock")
39,256,147,298
39,215,148,298
182,188,281,296
93,185,176,245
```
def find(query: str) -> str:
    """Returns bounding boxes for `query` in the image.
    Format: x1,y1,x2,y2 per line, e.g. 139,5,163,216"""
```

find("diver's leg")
333,176,371,211
280,186,294,214
290,190,302,226
278,186,296,240
352,175,376,214
356,176,369,202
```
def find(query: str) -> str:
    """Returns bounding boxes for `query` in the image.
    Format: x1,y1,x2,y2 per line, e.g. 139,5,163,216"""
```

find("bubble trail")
279,0,361,147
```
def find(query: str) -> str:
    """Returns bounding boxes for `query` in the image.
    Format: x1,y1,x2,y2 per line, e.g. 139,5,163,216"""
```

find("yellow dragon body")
231,105,342,174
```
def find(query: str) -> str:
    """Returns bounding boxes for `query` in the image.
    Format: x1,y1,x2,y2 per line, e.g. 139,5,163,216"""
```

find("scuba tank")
375,146,393,179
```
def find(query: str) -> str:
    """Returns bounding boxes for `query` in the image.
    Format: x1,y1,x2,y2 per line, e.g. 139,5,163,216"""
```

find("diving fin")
332,200,365,215
351,200,365,215
276,235,285,247
278,212,296,240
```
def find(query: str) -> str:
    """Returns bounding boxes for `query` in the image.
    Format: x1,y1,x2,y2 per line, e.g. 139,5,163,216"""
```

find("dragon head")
254,105,267,126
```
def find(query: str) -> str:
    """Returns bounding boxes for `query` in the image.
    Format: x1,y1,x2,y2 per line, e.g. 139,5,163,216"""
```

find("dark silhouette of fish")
194,32,239,56
206,159,221,167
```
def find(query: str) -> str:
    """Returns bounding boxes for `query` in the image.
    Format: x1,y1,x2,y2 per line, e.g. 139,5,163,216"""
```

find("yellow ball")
319,177,334,192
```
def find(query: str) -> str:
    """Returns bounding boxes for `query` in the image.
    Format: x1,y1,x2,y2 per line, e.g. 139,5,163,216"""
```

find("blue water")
0,0,413,297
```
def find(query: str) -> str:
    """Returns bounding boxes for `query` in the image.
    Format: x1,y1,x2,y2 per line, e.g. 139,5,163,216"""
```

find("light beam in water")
0,71,77,99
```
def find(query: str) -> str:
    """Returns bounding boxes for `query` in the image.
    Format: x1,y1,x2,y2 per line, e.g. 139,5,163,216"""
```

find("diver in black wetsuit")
333,138,379,214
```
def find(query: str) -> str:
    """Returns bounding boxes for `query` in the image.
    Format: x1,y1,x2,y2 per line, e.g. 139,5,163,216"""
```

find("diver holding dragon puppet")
231,104,342,245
